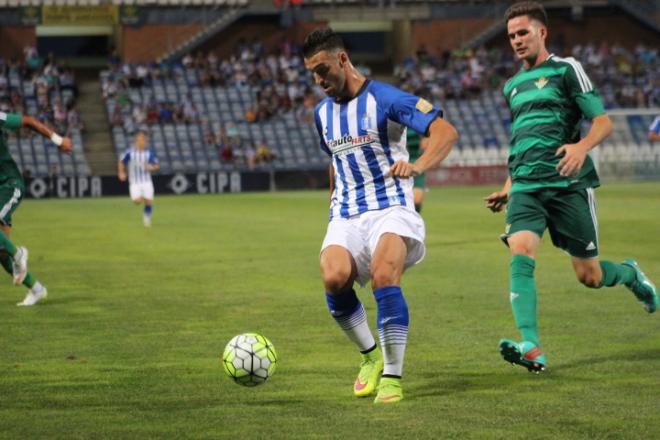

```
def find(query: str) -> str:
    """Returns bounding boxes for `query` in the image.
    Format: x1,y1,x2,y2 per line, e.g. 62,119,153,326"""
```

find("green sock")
0,253,12,275
510,254,540,347
0,233,17,257
0,253,37,288
599,260,636,287
22,272,36,289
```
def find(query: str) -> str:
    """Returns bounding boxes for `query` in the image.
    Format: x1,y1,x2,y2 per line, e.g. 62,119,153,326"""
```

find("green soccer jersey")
406,129,422,163
502,54,605,193
0,112,25,188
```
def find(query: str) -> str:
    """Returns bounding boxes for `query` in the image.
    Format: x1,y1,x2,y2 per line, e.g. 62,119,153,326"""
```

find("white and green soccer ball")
222,333,277,387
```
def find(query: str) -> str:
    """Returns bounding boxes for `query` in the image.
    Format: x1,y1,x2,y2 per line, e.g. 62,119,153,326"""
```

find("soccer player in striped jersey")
303,28,458,403
484,1,658,373
0,111,72,306
649,116,660,142
118,129,159,227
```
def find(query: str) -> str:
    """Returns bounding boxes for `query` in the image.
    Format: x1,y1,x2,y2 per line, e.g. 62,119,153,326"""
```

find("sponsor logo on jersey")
326,133,375,155
415,98,433,114
535,77,549,89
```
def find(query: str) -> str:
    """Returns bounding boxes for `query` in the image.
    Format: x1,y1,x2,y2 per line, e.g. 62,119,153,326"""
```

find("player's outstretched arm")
484,176,511,213
117,161,127,182
390,117,458,177
21,115,72,153
556,114,612,177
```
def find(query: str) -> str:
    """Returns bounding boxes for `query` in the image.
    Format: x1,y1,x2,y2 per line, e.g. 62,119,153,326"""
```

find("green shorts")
0,184,24,227
413,173,426,190
503,187,599,258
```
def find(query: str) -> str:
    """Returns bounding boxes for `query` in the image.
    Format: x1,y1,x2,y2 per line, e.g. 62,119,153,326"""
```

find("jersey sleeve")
0,111,22,130
148,149,159,164
383,85,442,136
120,149,131,164
563,59,605,119
314,106,332,157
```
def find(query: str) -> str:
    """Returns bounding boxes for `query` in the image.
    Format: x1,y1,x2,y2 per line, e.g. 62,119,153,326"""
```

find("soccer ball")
222,332,277,387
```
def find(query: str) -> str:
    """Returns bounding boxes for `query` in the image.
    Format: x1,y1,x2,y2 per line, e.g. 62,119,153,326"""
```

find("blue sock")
144,205,152,217
374,286,409,378
326,289,376,352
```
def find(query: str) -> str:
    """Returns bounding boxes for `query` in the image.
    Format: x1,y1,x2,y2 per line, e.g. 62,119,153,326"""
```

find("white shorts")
129,181,154,201
320,205,426,287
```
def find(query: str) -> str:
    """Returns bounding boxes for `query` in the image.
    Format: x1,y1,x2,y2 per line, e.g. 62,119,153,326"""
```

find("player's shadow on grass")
554,349,660,371
409,371,519,398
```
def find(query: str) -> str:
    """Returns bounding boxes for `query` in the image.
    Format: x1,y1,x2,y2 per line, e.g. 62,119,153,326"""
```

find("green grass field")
1,183,659,439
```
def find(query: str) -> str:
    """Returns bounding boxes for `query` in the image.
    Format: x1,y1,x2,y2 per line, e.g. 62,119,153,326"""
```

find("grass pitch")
1,183,659,439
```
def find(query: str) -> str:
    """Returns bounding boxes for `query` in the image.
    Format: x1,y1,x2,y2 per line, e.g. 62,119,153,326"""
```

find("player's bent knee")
370,265,400,290
321,267,353,294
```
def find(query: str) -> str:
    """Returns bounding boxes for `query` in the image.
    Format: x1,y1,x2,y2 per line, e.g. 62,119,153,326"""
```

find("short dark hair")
302,27,345,59
505,1,548,27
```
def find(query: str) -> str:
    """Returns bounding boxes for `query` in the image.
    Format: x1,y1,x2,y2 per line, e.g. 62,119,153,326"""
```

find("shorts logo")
586,241,596,251
415,98,433,114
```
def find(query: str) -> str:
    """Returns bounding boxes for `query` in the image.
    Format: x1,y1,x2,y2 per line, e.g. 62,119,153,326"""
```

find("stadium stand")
1,52,90,177
102,37,658,173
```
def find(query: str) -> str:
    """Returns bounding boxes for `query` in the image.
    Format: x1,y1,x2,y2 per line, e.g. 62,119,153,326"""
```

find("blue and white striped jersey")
314,80,442,220
650,116,660,135
121,147,158,184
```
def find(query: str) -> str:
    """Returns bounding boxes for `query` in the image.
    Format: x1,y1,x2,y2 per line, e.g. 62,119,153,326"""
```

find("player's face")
135,132,147,150
304,49,347,99
507,15,547,66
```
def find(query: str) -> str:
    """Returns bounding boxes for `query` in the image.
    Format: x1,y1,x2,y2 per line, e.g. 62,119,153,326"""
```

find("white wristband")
50,133,63,146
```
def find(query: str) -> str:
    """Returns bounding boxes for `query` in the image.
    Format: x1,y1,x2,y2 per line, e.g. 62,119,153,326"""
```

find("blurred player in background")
649,115,660,141
118,129,159,227
304,28,457,404
484,1,658,373
0,111,72,306
406,129,428,212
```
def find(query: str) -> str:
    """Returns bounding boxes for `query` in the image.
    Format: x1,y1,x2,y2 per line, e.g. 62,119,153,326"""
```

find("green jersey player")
484,1,658,373
406,129,427,212
0,111,72,306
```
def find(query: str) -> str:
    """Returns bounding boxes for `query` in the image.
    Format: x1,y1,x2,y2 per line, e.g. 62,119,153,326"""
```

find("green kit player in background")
0,111,72,306
406,129,427,212
484,1,658,373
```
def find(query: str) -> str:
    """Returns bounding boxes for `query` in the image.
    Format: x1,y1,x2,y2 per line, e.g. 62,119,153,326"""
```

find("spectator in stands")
52,99,67,133
110,103,123,127
649,115,660,142
182,94,199,124
66,104,84,135
219,142,234,163
200,118,213,145
24,45,41,72
60,68,77,98
132,104,147,127
225,121,240,145
182,53,194,69
102,75,118,100
146,99,160,125
242,142,256,170
159,102,174,124
254,142,275,165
